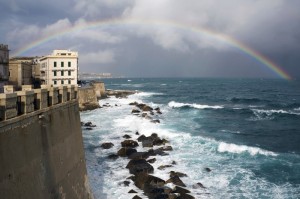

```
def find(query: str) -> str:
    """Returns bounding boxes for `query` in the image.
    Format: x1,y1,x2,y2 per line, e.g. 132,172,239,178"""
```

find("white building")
39,50,78,86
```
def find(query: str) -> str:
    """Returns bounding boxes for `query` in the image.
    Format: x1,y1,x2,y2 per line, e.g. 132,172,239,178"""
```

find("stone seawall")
0,87,93,199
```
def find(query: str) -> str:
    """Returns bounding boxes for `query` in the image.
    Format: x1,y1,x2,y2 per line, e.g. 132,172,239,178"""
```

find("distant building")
8,57,33,89
0,44,9,92
39,50,78,86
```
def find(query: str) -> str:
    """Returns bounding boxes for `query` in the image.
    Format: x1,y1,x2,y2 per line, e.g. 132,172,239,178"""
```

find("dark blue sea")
81,78,300,199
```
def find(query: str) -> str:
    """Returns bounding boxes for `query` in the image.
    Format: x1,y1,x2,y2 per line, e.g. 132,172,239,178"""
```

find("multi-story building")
8,57,33,89
0,44,9,92
39,50,78,86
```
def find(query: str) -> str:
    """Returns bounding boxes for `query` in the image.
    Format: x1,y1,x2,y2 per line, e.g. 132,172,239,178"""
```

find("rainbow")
12,18,292,80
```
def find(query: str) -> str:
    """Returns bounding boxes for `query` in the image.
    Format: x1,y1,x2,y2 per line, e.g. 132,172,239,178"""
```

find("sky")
1,0,300,78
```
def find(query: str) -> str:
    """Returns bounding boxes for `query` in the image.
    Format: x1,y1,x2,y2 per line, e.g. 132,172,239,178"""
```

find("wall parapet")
0,84,78,122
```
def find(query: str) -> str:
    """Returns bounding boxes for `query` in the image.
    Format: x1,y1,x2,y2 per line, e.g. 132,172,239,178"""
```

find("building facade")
0,44,9,93
8,58,33,89
39,50,78,86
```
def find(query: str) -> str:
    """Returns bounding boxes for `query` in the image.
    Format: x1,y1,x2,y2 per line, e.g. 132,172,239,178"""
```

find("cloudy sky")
1,0,300,78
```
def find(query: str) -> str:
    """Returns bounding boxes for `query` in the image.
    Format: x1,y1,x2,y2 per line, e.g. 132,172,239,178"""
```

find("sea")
80,78,300,199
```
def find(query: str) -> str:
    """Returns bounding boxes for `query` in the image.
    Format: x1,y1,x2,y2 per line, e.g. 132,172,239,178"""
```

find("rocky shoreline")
82,99,210,199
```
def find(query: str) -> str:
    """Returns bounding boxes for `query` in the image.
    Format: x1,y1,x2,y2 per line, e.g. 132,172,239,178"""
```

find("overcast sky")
1,0,300,78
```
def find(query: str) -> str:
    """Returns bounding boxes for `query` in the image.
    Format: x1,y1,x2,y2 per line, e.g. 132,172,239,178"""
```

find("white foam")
218,142,277,156
252,109,300,116
168,101,223,109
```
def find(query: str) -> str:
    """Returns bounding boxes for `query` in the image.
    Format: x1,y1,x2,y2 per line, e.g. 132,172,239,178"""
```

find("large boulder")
126,159,154,175
142,105,154,112
128,152,150,160
137,135,147,142
100,142,114,149
121,140,139,148
166,175,186,187
123,134,132,139
117,147,137,157
142,137,154,148
169,171,187,178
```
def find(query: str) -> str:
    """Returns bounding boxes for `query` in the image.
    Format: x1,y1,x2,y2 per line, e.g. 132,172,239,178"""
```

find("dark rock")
85,127,93,130
145,115,153,120
148,148,169,156
205,167,212,172
142,105,154,112
100,142,114,149
134,173,165,190
172,186,191,194
123,180,130,186
121,140,139,148
158,165,173,170
126,159,154,175
171,161,177,165
128,152,150,160
107,153,119,160
141,113,148,117
80,103,100,111
151,133,158,139
153,138,167,146
128,189,138,193
84,122,96,127
137,135,147,142
127,175,136,181
151,119,160,124
129,102,139,106
161,146,173,151
176,193,195,199
192,182,206,189
169,171,187,178
147,158,156,163
123,134,132,139
132,195,142,199
136,103,146,109
80,122,84,126
154,107,160,111
142,137,154,148
166,176,186,187
117,147,137,157
132,109,141,114
136,131,140,135
150,111,155,115
157,110,162,114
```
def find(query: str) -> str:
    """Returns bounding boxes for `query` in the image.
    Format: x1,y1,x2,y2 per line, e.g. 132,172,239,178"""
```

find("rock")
148,148,169,156
153,137,167,146
141,113,148,117
121,140,139,148
154,107,160,111
107,154,119,160
142,105,154,112
123,134,132,139
137,135,147,142
205,167,212,172
169,171,187,178
132,109,141,114
161,146,173,151
151,119,160,124
123,180,130,186
147,158,156,163
128,189,138,193
79,103,100,111
176,193,195,199
192,182,206,189
126,159,154,175
80,122,84,126
136,131,140,135
150,133,158,138
117,147,137,157
172,186,191,195
128,152,150,160
171,161,177,165
132,195,142,199
129,102,139,106
100,142,114,149
157,110,162,114
166,176,186,187
134,173,165,190
150,111,155,115
142,137,154,148
145,115,153,120
158,165,173,170
84,122,96,127
85,127,93,130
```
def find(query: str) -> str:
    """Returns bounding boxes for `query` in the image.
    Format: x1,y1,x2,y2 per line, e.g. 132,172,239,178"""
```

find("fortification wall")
78,87,100,111
0,85,93,199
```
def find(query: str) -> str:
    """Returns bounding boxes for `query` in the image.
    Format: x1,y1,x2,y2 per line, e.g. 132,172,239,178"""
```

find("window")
61,71,64,76
68,71,71,76
54,80,57,85
68,80,71,84
54,61,57,67
54,71,57,76
68,61,71,67
61,80,64,84
61,62,64,67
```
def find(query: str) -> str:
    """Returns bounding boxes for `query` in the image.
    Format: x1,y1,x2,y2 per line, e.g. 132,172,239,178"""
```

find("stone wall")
78,87,100,111
0,85,93,199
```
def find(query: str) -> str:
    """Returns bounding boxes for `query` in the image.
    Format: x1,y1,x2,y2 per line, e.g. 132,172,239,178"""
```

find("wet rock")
126,159,154,175
142,105,154,112
123,180,130,186
137,135,147,142
141,113,148,117
192,182,206,189
85,127,93,130
205,167,212,172
171,161,177,165
128,152,150,160
150,133,158,139
145,115,153,120
132,109,141,114
128,189,138,193
151,119,160,124
142,137,154,148
100,142,114,149
132,195,142,199
157,110,162,114
153,137,167,146
160,146,173,151
134,173,165,190
129,101,139,106
147,158,156,164
148,148,169,156
166,176,186,187
169,171,187,178
150,111,155,115
176,193,195,199
158,165,173,170
107,153,119,160
84,122,96,127
117,147,137,157
136,131,140,135
123,134,132,139
172,186,191,195
121,140,139,148
154,107,160,111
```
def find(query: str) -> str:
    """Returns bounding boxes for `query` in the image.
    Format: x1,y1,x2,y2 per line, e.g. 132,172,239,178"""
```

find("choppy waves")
168,101,224,109
218,142,277,156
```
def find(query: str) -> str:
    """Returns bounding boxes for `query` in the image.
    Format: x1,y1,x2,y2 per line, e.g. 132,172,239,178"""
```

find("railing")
0,85,78,121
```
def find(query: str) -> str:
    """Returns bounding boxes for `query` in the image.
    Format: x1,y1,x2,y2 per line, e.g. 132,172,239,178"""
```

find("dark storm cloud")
1,0,300,78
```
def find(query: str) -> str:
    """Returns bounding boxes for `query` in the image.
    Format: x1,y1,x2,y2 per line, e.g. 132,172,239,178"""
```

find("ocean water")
81,78,300,199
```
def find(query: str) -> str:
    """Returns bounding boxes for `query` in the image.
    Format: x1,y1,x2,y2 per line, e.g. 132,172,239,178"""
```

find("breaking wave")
168,101,223,109
218,142,277,156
